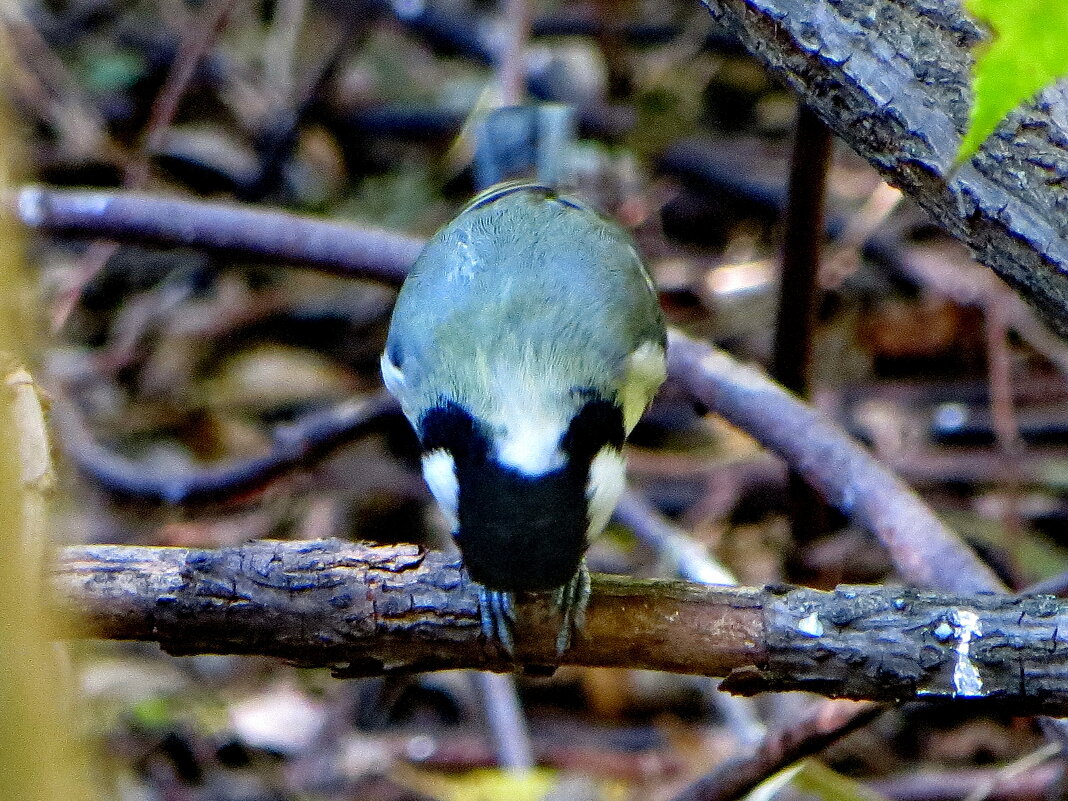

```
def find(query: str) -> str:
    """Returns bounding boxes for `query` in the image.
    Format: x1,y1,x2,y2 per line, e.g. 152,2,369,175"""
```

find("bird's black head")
418,397,625,592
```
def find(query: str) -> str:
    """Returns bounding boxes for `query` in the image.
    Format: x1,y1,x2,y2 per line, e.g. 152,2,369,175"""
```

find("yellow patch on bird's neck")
619,341,667,434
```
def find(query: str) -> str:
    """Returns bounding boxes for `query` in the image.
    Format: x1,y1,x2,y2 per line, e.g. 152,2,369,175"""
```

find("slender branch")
126,0,242,188
264,0,307,107
899,245,1068,377
870,762,1061,801
772,105,832,398
52,0,242,331
773,104,835,545
668,700,884,801
496,0,531,106
14,186,424,283
615,489,736,585
476,672,535,770
54,390,399,505
52,538,1068,712
983,299,1025,545
668,330,1005,595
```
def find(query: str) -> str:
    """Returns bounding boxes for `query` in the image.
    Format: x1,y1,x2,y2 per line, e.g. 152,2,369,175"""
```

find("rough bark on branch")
700,0,1068,338
53,538,1068,713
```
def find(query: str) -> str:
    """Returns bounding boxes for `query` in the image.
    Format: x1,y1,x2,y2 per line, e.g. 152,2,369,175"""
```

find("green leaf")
959,0,1068,161
791,761,892,801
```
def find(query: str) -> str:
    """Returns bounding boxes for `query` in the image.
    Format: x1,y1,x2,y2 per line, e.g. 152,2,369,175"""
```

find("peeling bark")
51,538,1068,713
700,0,1068,338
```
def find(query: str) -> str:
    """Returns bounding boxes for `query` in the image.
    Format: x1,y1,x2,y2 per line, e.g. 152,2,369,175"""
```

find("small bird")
381,181,666,654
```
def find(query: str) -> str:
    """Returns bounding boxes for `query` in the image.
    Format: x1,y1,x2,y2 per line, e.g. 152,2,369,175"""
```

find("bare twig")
821,183,903,288
870,764,1060,801
668,701,884,801
476,672,535,770
772,105,832,399
983,299,1025,547
52,0,243,330
495,0,531,106
615,489,736,585
54,390,399,506
14,186,424,282
773,104,835,544
127,0,243,189
963,743,1061,801
264,0,307,107
901,245,1068,377
0,12,110,159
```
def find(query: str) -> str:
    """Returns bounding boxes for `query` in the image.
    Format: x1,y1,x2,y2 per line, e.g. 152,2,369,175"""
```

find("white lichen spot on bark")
797,611,824,637
949,608,983,696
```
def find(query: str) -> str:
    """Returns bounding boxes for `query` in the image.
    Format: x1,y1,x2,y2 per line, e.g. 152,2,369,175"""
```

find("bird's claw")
551,564,590,655
478,563,591,659
479,587,517,657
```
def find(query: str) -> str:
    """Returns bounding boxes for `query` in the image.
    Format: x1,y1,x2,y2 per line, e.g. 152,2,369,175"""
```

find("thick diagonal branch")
668,330,1004,595
699,0,1068,338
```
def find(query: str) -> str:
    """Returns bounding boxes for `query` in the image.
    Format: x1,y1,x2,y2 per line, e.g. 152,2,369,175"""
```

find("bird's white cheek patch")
586,447,626,539
379,351,405,398
421,450,459,529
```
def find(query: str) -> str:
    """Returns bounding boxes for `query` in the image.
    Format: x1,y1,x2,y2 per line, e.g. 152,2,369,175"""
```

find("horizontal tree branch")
54,538,1068,713
13,186,424,283
699,0,1068,338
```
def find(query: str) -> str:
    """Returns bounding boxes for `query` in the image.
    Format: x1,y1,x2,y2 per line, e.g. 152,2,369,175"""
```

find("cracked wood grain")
50,538,1068,713
700,0,1068,338
54,538,761,676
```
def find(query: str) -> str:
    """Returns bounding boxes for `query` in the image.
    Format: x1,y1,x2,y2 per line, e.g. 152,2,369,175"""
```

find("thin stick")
476,672,536,770
15,186,424,283
52,0,243,330
983,299,1025,546
264,0,307,106
496,0,531,105
773,104,835,546
54,390,399,506
772,105,832,397
667,701,883,801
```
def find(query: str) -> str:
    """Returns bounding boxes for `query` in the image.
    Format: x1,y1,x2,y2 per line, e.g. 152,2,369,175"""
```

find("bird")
381,180,666,655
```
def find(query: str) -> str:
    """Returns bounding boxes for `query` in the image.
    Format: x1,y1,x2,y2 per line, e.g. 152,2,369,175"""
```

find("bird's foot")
478,565,591,659
479,586,517,657
550,563,591,655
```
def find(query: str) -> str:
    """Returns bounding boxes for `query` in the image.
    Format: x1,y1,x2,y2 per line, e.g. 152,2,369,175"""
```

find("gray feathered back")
384,185,665,431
